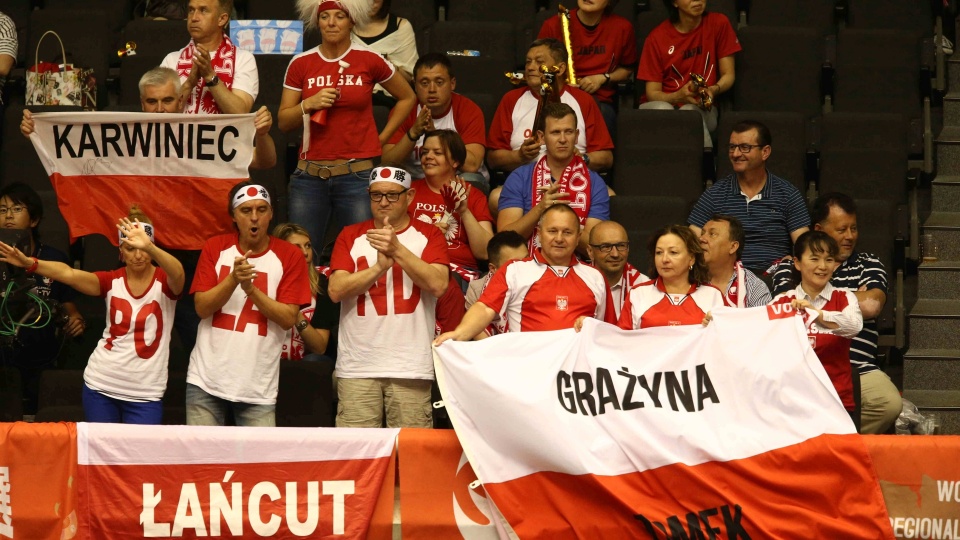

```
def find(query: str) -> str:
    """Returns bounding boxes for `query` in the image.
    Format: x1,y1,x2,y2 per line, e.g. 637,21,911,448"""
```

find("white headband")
369,166,411,189
118,222,155,245
232,184,272,209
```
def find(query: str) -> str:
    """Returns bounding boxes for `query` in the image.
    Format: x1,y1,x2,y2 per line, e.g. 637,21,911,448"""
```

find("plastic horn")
689,73,713,111
558,4,577,85
117,41,137,58
312,60,351,125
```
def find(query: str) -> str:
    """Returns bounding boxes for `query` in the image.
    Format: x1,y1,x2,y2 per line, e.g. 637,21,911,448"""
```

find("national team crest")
556,296,568,311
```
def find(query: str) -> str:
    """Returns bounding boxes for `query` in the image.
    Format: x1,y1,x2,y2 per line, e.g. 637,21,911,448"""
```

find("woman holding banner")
279,0,415,252
616,225,723,330
0,207,184,424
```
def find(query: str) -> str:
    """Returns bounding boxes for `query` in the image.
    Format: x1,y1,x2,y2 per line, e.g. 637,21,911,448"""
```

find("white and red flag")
28,112,255,250
76,423,397,539
434,305,895,539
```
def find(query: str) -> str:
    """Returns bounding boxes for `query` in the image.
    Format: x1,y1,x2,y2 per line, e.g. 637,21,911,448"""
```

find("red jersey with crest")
770,286,862,410
618,277,724,330
331,219,449,379
284,44,396,160
478,249,610,332
84,267,179,401
187,235,311,404
408,179,493,271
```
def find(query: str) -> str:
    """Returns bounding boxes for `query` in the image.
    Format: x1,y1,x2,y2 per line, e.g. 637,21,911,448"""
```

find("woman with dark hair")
617,224,723,329
280,0,415,254
0,182,84,415
0,206,184,424
351,0,419,106
636,0,740,148
770,230,863,417
409,129,493,289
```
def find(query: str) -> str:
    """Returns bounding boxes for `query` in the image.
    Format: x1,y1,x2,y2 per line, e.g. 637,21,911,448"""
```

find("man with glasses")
328,166,449,428
381,53,489,192
586,221,648,320
688,120,809,275
700,214,771,307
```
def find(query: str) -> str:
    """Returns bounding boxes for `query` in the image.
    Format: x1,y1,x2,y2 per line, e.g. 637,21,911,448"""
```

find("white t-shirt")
187,235,311,404
331,219,450,380
161,42,259,111
84,267,179,401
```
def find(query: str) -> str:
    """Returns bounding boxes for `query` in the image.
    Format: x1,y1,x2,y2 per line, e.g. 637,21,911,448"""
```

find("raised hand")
117,218,153,251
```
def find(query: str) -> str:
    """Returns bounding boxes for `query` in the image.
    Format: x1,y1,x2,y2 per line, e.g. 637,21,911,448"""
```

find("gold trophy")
558,4,577,86
689,73,713,111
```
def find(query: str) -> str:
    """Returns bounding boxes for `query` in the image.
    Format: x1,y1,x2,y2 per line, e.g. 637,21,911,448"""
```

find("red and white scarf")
724,260,748,308
175,34,237,114
529,154,592,252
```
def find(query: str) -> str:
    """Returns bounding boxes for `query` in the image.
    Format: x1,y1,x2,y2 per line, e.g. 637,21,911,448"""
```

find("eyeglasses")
369,189,408,203
728,143,763,154
590,242,629,254
0,205,25,216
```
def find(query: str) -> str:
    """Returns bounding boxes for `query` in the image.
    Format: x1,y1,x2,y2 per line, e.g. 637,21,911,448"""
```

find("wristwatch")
204,75,220,87
583,153,591,166
295,318,309,333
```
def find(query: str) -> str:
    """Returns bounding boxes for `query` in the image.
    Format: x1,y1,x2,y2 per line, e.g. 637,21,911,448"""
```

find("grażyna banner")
27,112,255,250
434,306,896,539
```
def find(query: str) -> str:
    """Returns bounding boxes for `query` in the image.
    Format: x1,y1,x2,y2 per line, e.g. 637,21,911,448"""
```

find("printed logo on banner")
452,454,497,538
0,467,11,538
766,303,794,320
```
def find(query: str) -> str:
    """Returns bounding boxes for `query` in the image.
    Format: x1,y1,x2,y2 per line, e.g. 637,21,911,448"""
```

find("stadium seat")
118,19,192,105
747,0,837,35
459,92,496,129
613,108,704,203
118,54,159,106
44,0,131,36
425,21,521,75
609,195,689,273
847,0,933,36
244,0,298,20
28,9,111,108
634,0,670,58
833,29,922,120
37,189,72,255
253,53,293,112
393,0,439,37
709,0,743,29
0,366,23,422
854,197,900,336
734,26,824,117
80,234,121,273
716,111,810,193
819,112,909,206
276,360,335,427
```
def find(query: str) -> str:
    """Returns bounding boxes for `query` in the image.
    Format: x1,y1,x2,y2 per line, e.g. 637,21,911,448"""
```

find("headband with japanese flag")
231,184,272,209
118,221,155,246
369,166,411,189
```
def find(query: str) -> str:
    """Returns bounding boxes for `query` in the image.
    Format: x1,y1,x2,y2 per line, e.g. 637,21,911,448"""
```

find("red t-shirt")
487,86,614,153
284,44,396,160
637,12,741,96
388,93,487,150
408,179,493,271
538,10,638,104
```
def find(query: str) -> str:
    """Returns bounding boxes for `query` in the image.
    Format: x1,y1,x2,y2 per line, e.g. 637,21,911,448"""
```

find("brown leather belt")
297,159,376,179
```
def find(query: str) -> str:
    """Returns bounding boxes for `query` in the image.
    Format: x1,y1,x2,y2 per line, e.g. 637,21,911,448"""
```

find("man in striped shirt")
771,193,900,434
688,120,810,275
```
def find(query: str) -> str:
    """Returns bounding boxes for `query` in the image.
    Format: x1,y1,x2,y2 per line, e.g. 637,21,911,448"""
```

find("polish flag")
434,306,895,539
76,424,396,539
27,112,255,250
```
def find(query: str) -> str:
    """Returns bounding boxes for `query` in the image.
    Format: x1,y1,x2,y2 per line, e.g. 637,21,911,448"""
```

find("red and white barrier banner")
398,428,506,540
864,435,960,539
0,422,78,540
76,424,396,539
28,112,255,250
435,306,896,539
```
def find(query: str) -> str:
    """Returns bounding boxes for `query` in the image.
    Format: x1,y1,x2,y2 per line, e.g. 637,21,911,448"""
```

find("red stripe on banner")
50,172,241,250
483,434,894,539
77,456,392,539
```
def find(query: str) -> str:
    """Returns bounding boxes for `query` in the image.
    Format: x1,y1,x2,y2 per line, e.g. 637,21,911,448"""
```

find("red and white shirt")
187,235,311,404
604,263,650,320
538,10,638,104
388,93,488,178
637,12,741,99
487,86,614,156
84,267,179,401
409,179,493,272
332,219,450,379
284,44,396,160
478,249,609,332
618,277,724,330
770,283,863,410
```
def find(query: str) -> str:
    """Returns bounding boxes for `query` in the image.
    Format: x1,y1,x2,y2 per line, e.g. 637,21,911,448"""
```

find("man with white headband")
185,181,311,426
328,166,449,428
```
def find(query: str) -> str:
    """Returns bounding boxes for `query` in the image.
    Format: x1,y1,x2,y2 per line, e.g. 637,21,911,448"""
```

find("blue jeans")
288,167,373,253
82,384,163,424
185,383,276,427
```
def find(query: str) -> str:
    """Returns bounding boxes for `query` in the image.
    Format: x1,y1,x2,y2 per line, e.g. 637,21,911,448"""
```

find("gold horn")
689,73,713,111
558,4,577,86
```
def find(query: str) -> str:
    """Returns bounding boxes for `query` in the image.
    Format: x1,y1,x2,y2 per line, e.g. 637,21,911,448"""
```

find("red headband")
317,0,347,14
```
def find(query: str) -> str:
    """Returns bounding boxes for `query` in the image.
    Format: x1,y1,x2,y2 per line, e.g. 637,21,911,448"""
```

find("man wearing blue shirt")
688,120,809,274
497,102,611,257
